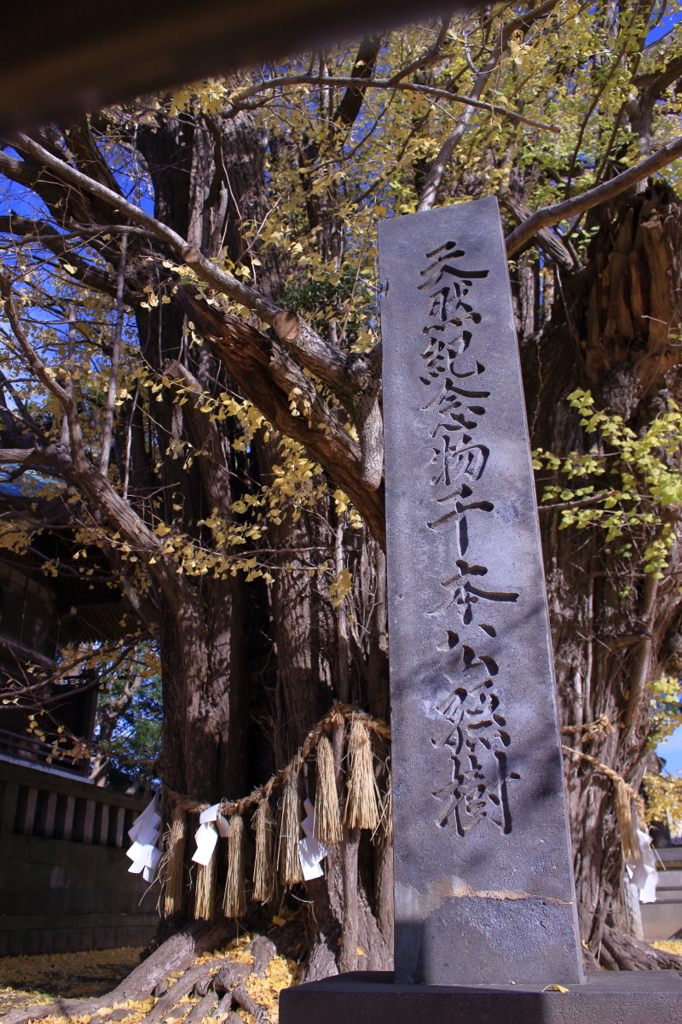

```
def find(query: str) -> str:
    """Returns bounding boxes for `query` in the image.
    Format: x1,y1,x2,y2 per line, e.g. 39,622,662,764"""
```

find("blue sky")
657,727,682,775
647,7,682,45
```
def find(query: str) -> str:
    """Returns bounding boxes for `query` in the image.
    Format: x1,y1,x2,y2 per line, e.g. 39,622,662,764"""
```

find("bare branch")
538,490,619,512
0,364,46,439
0,212,121,298
505,135,682,257
417,0,560,211
100,230,128,474
0,275,88,467
386,14,452,86
226,75,559,133
8,134,373,403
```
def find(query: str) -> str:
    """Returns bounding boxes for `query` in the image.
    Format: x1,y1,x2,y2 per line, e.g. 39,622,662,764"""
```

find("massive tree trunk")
158,578,246,803
5,25,682,988
126,107,394,957
519,181,682,963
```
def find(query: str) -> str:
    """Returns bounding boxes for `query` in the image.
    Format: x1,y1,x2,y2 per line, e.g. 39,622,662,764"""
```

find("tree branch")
175,288,386,547
162,359,235,514
418,0,560,211
226,75,559,133
3,135,388,502
386,15,452,86
9,132,278,313
8,134,375,405
505,135,682,257
100,230,127,475
538,490,619,512
500,194,575,268
0,213,123,299
333,37,382,127
0,275,88,468
0,364,46,440
637,22,682,96
0,288,197,615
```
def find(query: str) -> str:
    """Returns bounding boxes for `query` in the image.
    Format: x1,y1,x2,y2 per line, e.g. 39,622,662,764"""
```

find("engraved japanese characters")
417,239,521,837
379,198,583,986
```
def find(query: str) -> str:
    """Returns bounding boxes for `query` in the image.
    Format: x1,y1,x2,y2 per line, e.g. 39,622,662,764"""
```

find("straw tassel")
252,798,276,903
223,814,247,918
162,804,186,918
279,758,303,885
562,744,645,864
615,780,640,862
194,855,217,920
344,719,379,830
316,733,342,845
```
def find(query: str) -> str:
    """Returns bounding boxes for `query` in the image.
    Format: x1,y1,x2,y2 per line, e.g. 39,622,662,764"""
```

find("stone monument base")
279,969,682,1024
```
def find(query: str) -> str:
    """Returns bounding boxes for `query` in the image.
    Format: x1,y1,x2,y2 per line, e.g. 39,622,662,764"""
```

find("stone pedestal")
280,970,682,1024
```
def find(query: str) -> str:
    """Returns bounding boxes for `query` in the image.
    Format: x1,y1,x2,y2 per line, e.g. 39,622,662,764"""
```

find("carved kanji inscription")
379,197,583,986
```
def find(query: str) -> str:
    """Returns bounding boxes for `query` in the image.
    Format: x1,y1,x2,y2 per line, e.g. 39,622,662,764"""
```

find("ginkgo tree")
2,0,682,988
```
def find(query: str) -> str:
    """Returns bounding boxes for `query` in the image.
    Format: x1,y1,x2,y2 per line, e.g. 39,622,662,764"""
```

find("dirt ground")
0,936,298,1024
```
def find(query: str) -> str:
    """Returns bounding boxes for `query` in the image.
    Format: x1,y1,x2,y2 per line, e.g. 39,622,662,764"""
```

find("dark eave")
0,0,464,132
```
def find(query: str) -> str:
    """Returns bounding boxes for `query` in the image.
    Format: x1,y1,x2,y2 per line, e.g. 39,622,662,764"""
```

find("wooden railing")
0,726,88,776
0,754,148,848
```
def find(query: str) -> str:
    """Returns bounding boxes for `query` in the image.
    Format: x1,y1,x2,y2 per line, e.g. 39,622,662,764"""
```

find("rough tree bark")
0,89,393,971
519,180,682,966
4,24,682,990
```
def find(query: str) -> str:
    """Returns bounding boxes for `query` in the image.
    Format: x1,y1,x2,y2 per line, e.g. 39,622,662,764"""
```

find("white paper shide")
126,791,162,883
298,799,329,880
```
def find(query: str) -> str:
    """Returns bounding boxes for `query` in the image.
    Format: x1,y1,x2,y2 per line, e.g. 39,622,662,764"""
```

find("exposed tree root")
182,992,216,1024
599,925,682,971
249,937,276,979
0,922,286,1024
581,944,603,972
0,919,236,1024
141,959,227,1024
232,984,269,1024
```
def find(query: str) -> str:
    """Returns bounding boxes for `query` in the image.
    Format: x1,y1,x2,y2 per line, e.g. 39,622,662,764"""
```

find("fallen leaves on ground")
0,936,299,1024
651,940,682,956
192,935,299,1022
0,947,144,1005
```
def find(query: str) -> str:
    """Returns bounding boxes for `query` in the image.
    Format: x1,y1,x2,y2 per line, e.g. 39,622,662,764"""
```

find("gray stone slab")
280,971,682,1024
641,900,682,940
658,869,682,887
657,848,682,868
378,198,583,986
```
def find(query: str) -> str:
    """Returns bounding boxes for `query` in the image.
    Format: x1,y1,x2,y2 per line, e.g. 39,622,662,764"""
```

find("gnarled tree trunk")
519,181,682,964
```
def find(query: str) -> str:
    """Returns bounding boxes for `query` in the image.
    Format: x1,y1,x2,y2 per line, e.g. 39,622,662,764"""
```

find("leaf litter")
0,936,299,1024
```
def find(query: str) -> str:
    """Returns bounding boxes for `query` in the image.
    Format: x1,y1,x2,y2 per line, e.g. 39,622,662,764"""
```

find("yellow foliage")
534,389,682,574
0,938,299,1024
644,772,682,831
0,947,144,1002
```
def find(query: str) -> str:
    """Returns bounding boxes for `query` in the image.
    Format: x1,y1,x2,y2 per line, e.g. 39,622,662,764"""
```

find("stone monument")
280,198,682,1024
381,196,582,987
